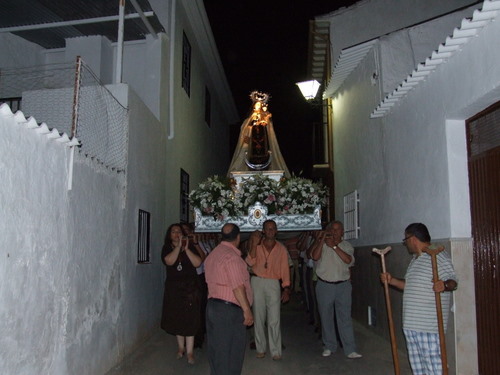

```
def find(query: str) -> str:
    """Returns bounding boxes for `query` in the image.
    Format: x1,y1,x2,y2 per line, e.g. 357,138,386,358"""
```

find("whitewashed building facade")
311,0,500,374
0,0,238,374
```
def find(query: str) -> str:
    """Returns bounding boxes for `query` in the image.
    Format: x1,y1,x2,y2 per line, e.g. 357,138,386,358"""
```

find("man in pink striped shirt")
205,223,254,375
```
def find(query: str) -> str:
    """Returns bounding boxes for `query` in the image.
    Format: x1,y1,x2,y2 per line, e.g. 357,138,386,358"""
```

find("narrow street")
106,293,411,375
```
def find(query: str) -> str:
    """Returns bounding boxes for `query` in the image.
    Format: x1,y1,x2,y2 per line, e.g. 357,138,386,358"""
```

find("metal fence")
0,57,128,171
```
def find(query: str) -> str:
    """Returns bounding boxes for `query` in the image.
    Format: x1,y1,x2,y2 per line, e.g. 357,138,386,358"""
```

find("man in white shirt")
310,221,361,359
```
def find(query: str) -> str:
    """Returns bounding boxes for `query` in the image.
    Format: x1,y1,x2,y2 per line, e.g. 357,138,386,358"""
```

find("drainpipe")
115,0,125,84
167,0,177,140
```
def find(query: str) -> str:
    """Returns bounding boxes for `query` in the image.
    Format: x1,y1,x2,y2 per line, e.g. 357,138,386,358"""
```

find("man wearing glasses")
380,223,458,375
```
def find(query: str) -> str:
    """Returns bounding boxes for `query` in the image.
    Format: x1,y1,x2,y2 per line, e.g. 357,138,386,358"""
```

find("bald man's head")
221,223,240,242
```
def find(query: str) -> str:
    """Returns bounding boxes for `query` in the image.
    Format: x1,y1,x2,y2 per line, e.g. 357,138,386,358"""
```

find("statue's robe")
248,121,269,165
227,110,290,177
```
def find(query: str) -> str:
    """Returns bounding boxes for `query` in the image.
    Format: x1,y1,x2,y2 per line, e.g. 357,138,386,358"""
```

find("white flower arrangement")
236,174,280,214
276,176,328,215
190,174,327,220
188,175,242,220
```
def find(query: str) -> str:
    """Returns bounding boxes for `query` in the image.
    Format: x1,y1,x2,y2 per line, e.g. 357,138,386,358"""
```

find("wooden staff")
373,246,400,375
423,246,448,375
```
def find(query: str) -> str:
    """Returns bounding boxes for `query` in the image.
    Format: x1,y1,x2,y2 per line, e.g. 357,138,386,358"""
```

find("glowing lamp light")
296,80,321,100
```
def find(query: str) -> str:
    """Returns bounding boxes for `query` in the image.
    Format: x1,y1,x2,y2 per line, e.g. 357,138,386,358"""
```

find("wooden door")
466,102,500,375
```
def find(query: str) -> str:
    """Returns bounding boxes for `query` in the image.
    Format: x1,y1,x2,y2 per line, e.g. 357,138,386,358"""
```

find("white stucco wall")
333,47,394,242
374,11,500,242
0,1,236,372
108,86,167,371
82,85,167,373
65,35,115,84
0,32,164,122
163,1,233,225
121,36,165,119
329,4,500,374
333,3,500,245
0,82,168,374
0,33,44,68
323,0,478,66
63,156,127,375
0,105,127,374
379,5,476,95
0,108,74,374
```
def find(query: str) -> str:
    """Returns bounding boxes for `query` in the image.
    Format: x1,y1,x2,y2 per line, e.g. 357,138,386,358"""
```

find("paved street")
106,293,411,375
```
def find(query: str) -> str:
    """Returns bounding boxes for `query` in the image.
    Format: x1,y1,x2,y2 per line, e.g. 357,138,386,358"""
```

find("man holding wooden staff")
380,223,458,375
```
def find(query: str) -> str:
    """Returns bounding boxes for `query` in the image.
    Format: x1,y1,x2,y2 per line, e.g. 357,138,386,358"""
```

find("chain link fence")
0,58,128,171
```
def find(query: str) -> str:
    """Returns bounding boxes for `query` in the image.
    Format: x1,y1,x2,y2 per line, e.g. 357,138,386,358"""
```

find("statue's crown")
250,91,270,104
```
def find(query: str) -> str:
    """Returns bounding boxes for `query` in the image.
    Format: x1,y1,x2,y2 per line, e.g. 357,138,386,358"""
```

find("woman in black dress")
161,223,204,364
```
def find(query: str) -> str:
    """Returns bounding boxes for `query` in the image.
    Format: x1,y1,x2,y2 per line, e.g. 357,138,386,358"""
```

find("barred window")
182,32,191,97
137,209,151,263
180,169,190,222
343,190,360,240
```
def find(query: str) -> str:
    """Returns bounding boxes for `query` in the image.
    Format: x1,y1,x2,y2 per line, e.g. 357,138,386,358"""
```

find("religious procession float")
189,91,327,232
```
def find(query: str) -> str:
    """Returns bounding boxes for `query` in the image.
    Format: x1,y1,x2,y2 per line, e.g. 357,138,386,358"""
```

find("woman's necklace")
176,246,183,271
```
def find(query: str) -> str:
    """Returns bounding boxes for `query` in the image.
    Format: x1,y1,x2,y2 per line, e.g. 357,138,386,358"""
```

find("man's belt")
317,277,348,284
209,298,241,308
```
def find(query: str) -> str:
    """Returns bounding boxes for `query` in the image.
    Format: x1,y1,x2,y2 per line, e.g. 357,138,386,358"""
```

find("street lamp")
295,80,321,101
296,79,332,221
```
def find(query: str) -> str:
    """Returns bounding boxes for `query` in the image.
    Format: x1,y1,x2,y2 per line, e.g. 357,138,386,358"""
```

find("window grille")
180,169,190,222
0,97,21,112
137,209,151,263
468,105,500,157
343,190,360,240
182,32,191,97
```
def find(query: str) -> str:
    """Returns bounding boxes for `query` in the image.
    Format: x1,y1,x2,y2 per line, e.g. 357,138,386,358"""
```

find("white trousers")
251,276,282,356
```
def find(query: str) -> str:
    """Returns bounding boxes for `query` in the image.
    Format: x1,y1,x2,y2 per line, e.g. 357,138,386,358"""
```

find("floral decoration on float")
189,174,327,232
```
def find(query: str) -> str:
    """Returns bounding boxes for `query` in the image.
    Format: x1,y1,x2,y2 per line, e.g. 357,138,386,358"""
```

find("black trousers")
195,273,208,346
206,299,247,375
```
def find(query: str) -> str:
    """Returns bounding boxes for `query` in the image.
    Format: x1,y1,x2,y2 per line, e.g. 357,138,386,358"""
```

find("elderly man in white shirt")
309,221,362,359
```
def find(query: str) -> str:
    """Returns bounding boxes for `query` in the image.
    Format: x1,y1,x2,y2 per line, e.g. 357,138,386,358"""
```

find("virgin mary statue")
227,91,290,178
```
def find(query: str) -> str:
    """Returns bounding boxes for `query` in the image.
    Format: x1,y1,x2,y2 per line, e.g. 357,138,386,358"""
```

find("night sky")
203,0,359,178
